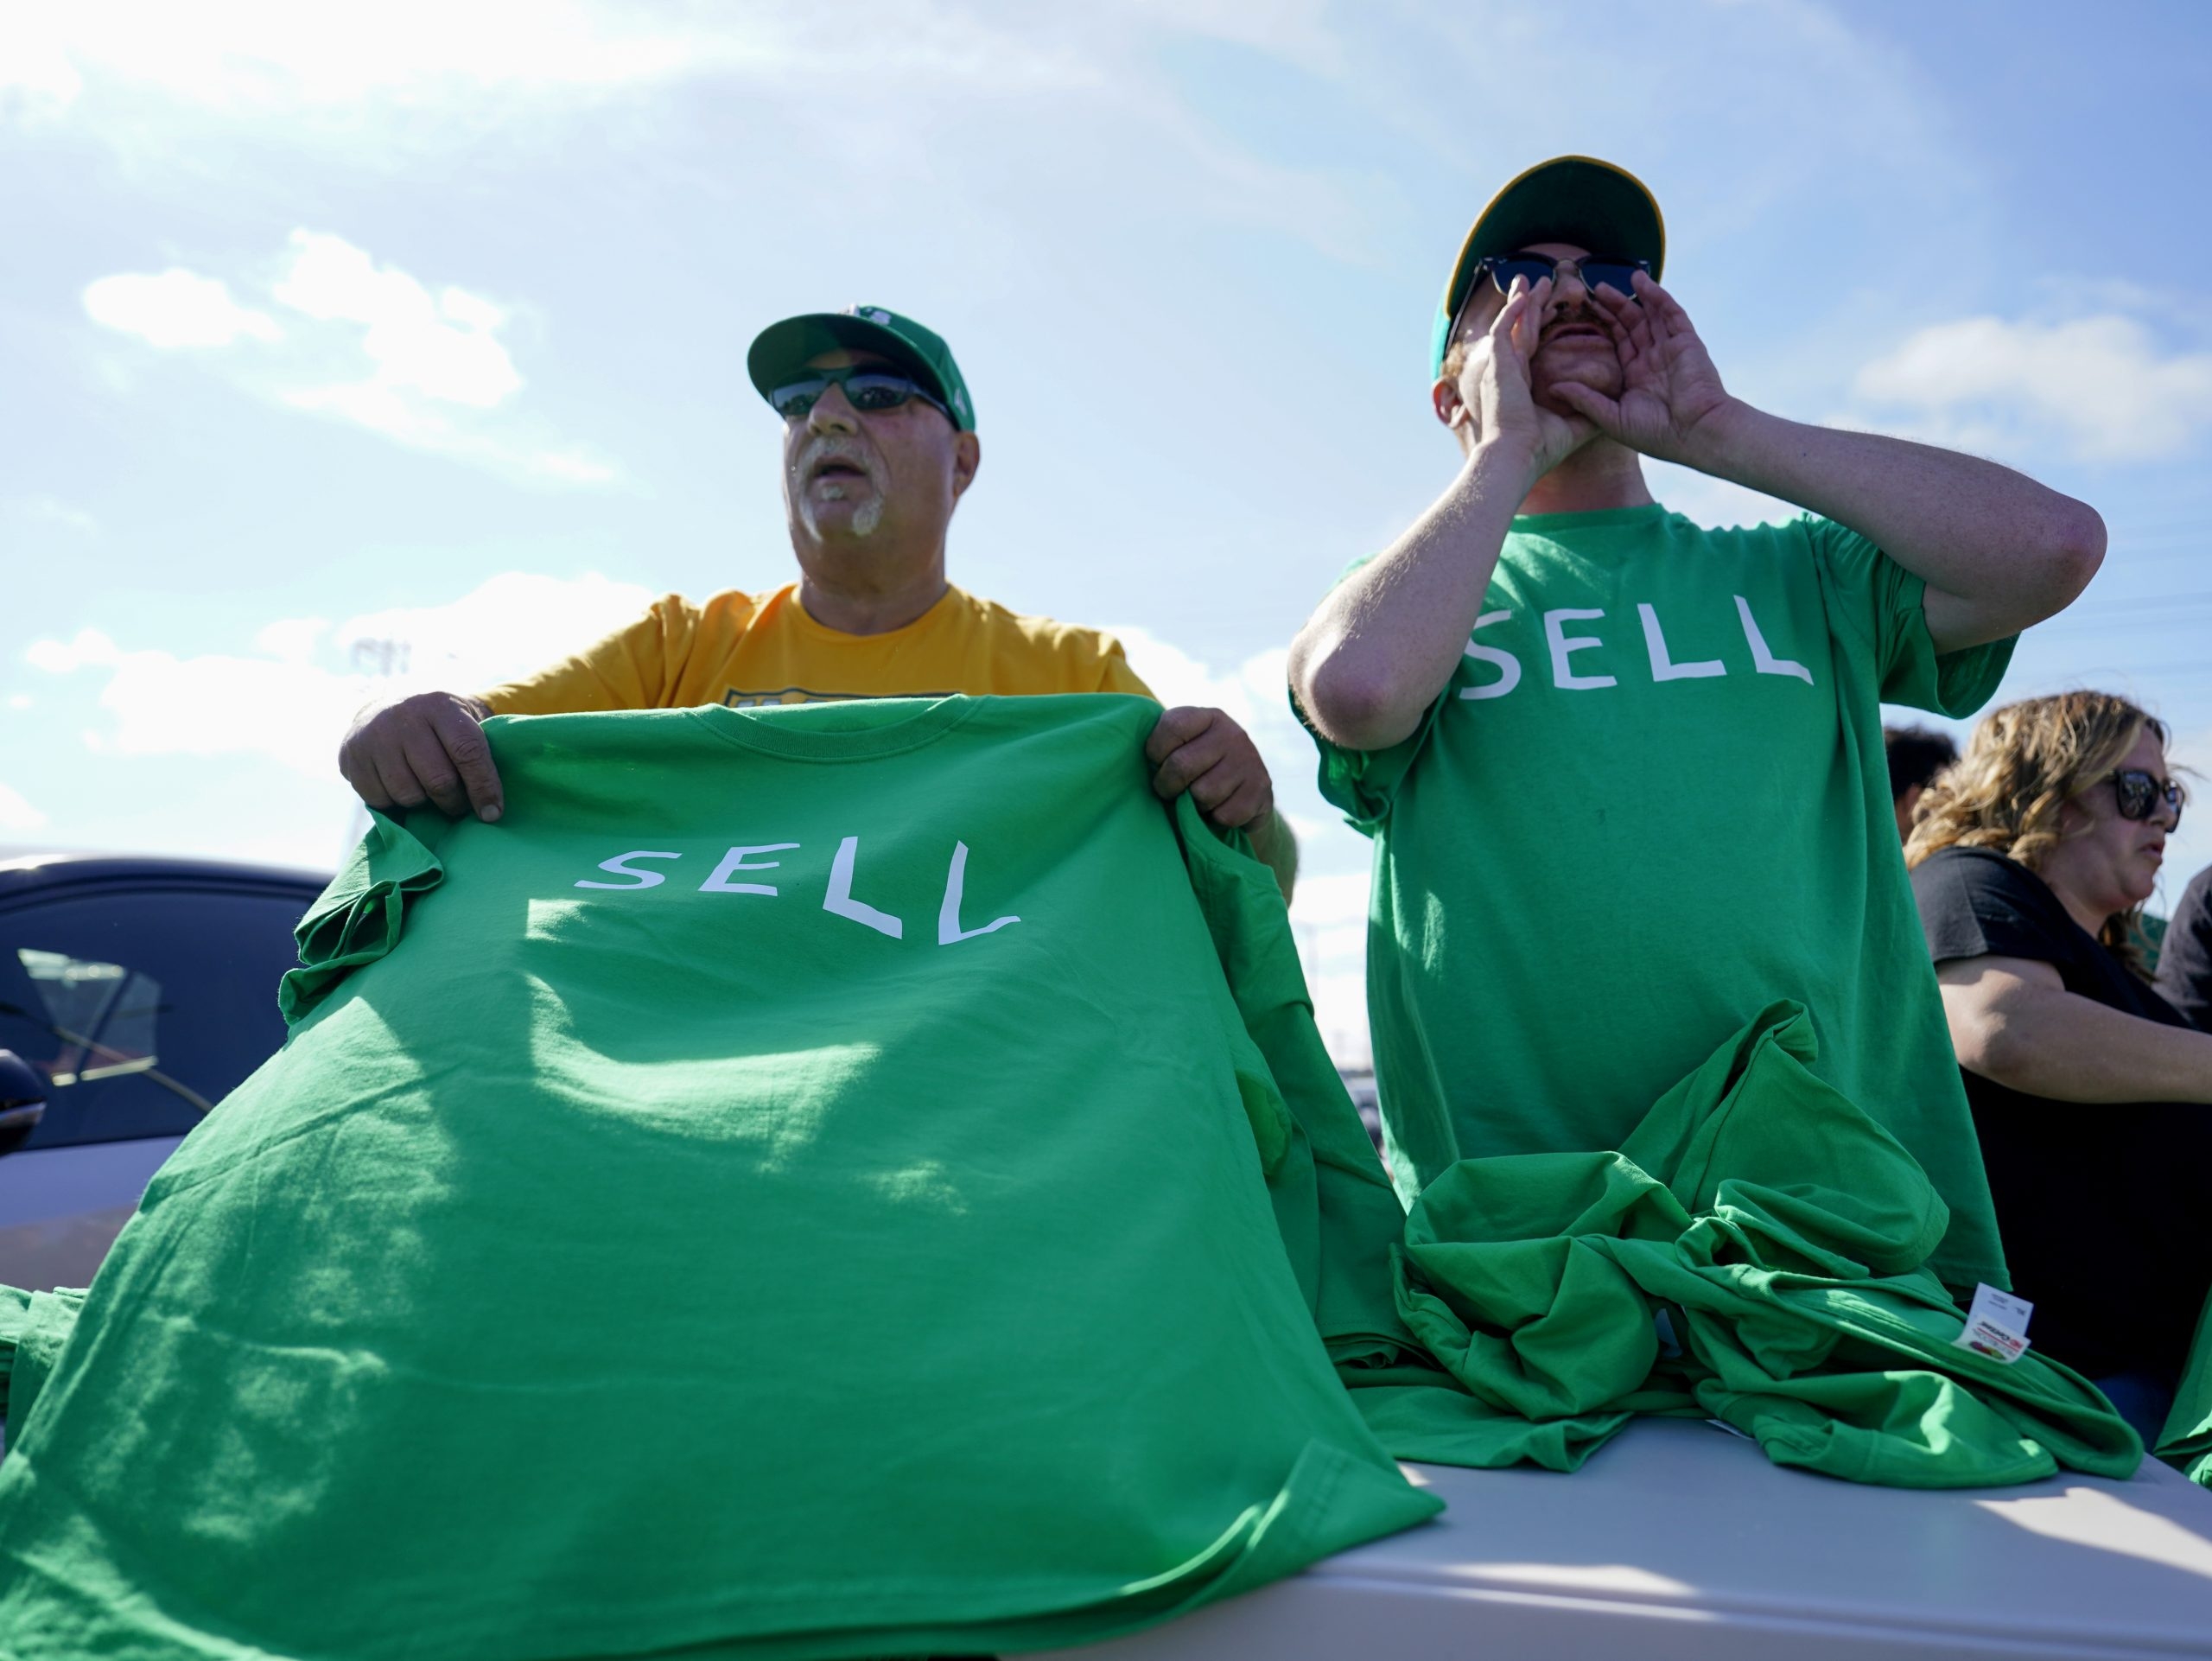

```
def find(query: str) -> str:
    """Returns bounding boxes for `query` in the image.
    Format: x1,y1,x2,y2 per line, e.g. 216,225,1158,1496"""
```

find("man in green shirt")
1288,156,2106,1290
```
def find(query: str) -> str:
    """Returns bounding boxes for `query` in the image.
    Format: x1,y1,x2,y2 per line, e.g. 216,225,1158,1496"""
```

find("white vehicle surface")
1040,1416,2212,1660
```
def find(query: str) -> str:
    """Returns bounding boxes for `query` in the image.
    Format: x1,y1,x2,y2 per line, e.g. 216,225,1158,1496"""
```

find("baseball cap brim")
747,314,951,417
1430,156,1666,378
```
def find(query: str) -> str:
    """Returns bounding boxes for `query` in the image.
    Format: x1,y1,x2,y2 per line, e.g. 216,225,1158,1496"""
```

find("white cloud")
3,2,1096,129
25,571,654,776
0,783,48,833
25,629,124,672
10,496,99,535
253,616,329,664
83,269,282,349
274,231,521,408
80,231,615,486
1850,314,2212,465
334,571,652,689
1643,461,1798,531
1287,869,1371,930
1112,627,1373,1062
14,6,1384,267
4,0,712,116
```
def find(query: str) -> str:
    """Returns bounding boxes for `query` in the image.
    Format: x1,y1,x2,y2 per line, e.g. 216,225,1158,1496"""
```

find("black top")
2155,864,2212,1032
1912,845,2209,1380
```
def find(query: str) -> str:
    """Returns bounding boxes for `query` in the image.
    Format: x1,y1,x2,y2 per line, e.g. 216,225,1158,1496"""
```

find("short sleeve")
1295,685,1447,835
2154,869,2212,1031
1096,641,1155,699
482,595,696,715
1290,556,1448,833
1910,850,2072,970
279,809,448,1025
1802,516,2015,718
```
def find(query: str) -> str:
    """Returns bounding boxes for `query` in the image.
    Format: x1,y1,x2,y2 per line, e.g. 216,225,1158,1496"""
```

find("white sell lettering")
1734,595,1813,684
1637,603,1726,681
1459,610,1522,701
1543,608,1617,690
575,850,682,890
699,843,803,895
938,842,1020,945
823,836,904,939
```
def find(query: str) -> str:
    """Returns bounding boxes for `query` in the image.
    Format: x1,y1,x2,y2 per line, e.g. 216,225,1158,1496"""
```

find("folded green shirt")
1376,1001,2140,1489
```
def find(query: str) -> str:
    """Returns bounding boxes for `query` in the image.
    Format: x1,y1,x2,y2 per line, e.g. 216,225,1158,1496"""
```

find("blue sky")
6,1,2210,1059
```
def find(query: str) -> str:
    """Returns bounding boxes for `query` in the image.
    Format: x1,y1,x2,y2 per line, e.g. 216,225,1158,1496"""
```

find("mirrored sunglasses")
2110,767,2185,827
768,366,949,423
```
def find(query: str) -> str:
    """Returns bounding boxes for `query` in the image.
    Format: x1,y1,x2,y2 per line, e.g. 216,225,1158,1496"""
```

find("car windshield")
0,888,314,1148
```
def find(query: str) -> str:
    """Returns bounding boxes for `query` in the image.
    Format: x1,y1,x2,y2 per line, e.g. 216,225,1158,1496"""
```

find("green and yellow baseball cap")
1429,156,1666,379
747,304,976,431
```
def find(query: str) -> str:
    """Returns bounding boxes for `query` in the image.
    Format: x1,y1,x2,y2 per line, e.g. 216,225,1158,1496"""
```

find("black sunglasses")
768,366,949,423
1478,252,1652,300
1448,252,1654,343
2109,768,2185,827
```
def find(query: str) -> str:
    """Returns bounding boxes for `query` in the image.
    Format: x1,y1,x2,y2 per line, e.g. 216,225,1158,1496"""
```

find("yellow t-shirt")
484,582,1154,714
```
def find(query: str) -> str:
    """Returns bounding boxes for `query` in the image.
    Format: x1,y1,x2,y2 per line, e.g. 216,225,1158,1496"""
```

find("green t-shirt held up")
0,696,1439,1661
1303,506,2014,1291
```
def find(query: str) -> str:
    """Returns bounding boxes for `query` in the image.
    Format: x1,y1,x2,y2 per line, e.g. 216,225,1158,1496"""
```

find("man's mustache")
1538,307,1614,347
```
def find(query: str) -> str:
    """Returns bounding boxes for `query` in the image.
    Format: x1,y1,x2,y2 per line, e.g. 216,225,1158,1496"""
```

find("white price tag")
1954,1282,2034,1365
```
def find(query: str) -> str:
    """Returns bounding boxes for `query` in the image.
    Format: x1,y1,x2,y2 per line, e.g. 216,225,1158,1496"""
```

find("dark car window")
0,889,311,1149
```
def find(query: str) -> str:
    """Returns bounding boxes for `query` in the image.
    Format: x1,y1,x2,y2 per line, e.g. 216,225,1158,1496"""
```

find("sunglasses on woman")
768,366,950,423
2109,768,2185,827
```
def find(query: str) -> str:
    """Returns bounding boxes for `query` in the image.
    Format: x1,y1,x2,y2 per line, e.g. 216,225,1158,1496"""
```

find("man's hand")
1550,273,1739,468
1145,707,1274,830
338,690,505,822
1452,274,1597,479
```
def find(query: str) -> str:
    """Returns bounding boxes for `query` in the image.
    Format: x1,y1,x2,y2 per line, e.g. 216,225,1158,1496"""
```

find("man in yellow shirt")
338,304,1294,891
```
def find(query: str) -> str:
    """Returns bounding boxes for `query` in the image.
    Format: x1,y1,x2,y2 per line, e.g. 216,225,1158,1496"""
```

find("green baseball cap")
747,304,976,431
1429,156,1667,379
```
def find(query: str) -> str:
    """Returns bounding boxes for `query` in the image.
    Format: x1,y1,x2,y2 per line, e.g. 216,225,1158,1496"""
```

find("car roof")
0,850,333,904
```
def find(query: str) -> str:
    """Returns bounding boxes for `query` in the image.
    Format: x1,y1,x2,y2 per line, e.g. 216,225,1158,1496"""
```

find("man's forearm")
1944,977,2212,1104
1289,439,1535,753
1679,404,2103,650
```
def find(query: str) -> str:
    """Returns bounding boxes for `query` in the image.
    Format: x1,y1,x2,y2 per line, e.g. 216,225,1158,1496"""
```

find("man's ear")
950,430,981,501
1431,376,1463,430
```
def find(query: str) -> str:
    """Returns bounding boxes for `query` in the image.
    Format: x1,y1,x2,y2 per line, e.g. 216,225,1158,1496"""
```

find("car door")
0,878,318,1290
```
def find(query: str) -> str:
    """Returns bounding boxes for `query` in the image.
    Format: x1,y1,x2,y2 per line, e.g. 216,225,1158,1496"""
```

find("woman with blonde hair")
1908,690,2210,1434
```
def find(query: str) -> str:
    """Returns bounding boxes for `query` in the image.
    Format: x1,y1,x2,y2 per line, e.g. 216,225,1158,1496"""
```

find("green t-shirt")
1306,506,2014,1290
1383,1000,2139,1489
0,695,1439,1660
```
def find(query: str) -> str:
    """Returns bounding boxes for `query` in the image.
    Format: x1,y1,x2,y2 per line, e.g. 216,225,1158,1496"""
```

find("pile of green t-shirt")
1355,1002,2142,1489
0,696,1440,1661
2158,1301,2212,1486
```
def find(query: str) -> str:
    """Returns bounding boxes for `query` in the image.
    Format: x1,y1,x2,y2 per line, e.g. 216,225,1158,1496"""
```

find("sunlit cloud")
24,572,655,776
1850,313,2212,465
16,4,1382,266
1114,627,1374,1060
3,1,712,115
0,783,49,833
82,270,283,349
274,232,521,408
82,231,616,486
